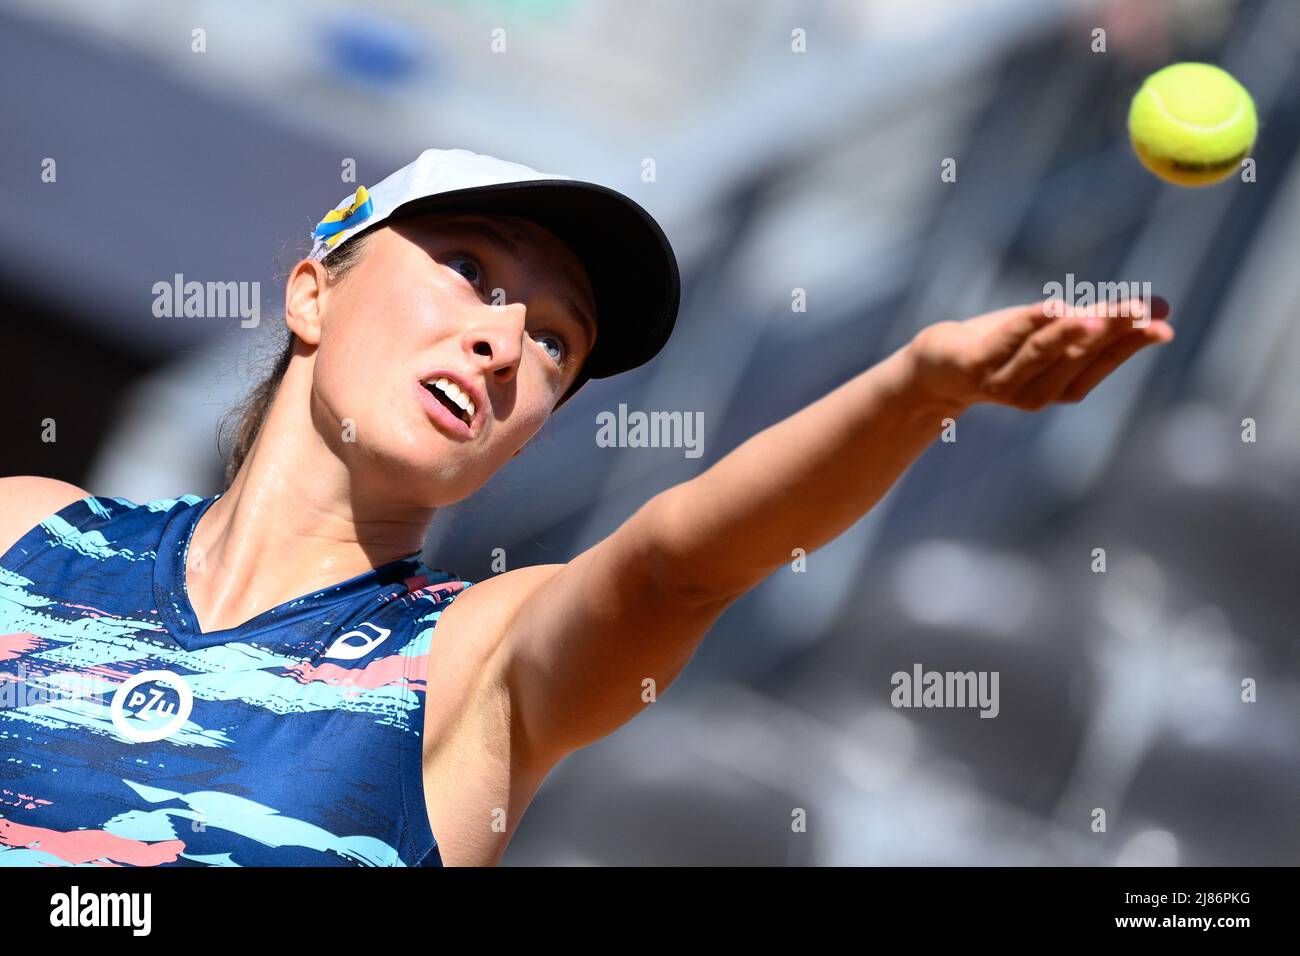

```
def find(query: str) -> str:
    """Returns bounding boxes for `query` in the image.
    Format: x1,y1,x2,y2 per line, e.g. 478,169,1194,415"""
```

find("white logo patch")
323,622,392,661
110,670,194,743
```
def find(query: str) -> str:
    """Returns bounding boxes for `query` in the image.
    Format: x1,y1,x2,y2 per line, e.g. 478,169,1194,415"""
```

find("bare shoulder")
429,562,566,665
434,563,565,630
0,476,91,558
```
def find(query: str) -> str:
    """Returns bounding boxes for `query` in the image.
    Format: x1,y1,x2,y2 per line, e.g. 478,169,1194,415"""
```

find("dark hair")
217,233,372,489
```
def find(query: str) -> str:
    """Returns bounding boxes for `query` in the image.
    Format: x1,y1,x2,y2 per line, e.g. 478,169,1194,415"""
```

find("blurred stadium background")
2,0,1297,865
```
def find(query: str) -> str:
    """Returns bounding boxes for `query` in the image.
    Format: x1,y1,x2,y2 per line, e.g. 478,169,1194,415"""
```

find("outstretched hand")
907,296,1175,412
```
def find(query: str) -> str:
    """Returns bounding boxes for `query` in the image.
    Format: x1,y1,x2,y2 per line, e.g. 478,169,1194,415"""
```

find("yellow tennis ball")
1128,62,1257,187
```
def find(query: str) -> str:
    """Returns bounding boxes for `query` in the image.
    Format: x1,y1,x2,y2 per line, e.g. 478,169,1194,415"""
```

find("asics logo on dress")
323,622,392,660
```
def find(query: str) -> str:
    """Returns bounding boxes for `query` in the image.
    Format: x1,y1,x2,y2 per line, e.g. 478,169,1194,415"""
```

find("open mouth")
422,379,475,428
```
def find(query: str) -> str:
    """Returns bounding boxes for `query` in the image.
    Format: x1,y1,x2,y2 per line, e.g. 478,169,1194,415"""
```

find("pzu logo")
323,622,392,661
110,670,194,743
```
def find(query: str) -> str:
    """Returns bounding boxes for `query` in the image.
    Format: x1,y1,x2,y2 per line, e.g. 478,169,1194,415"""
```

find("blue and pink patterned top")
0,493,474,866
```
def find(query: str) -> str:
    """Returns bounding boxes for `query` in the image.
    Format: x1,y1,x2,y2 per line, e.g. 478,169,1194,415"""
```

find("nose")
464,298,528,386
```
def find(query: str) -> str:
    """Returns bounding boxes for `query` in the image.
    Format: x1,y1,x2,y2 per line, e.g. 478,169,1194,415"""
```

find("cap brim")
382,180,680,404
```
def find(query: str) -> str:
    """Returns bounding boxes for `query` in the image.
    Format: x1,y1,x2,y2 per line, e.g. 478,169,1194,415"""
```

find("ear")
284,258,331,346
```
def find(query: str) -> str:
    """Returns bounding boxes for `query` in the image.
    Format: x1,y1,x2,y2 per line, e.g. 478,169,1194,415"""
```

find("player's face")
308,212,597,505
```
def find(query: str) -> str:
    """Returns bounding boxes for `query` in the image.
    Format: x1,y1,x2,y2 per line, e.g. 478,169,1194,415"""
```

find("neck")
186,361,437,633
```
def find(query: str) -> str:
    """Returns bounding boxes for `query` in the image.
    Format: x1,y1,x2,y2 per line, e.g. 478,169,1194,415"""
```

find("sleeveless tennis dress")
0,493,474,867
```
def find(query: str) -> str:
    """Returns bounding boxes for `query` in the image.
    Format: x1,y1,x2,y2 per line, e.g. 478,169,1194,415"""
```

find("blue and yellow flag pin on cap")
311,185,374,253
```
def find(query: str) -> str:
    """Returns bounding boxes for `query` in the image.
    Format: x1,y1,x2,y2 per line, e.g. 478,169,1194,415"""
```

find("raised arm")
646,296,1172,599
494,296,1173,765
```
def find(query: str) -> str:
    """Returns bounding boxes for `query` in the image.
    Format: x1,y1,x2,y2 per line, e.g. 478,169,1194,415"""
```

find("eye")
445,255,484,290
532,331,569,367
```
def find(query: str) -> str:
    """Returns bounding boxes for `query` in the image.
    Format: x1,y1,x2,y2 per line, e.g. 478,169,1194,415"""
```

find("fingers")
1058,323,1175,403
1010,297,1173,408
981,310,1093,398
1025,299,1146,398
968,300,1065,371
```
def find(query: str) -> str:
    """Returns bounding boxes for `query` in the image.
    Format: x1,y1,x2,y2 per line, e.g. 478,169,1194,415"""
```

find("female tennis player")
0,148,1173,866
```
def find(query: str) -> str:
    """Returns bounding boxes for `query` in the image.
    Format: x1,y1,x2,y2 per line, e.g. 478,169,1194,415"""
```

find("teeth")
431,377,476,423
